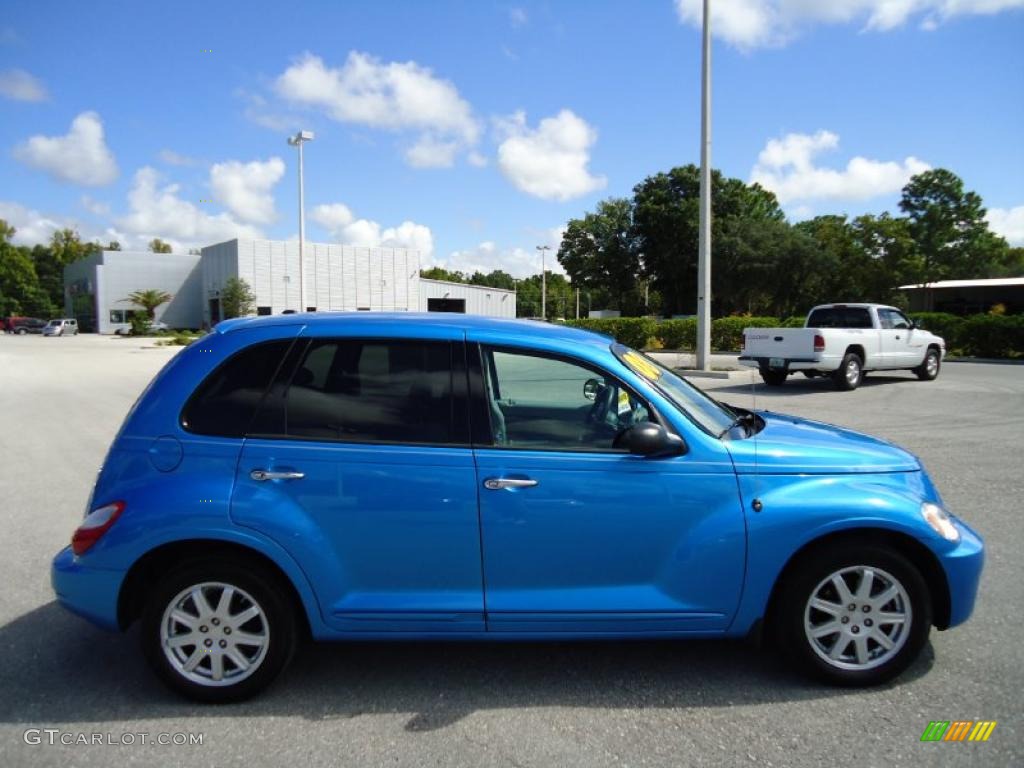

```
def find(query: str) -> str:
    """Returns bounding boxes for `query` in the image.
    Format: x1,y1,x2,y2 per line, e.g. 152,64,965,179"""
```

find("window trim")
469,342,673,454
244,337,471,449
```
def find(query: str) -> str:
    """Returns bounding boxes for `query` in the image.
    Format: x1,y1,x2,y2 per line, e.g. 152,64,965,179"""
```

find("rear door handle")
483,477,538,490
250,469,305,482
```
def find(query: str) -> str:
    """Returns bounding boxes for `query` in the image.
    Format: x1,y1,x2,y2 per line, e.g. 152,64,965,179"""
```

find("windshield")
612,344,736,436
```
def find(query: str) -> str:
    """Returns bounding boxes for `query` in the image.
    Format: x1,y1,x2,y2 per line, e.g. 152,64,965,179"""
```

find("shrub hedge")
565,313,1023,358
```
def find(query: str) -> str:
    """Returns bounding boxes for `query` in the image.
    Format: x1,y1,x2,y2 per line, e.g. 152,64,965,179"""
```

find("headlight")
921,502,959,542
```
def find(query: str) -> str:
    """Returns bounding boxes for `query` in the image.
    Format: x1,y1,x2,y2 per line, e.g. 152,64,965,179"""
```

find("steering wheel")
586,382,616,426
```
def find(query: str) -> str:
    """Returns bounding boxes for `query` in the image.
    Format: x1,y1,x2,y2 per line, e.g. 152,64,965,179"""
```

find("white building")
65,238,515,332
63,250,202,334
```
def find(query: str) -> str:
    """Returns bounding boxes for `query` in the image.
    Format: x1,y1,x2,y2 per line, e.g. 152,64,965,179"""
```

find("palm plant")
125,289,173,319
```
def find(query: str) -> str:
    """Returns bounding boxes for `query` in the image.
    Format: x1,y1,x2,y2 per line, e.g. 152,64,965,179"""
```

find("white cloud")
14,111,118,186
311,201,433,254
209,157,285,224
496,109,607,201
674,0,1024,49
987,205,1024,246
437,241,566,278
0,68,48,101
404,136,460,168
509,7,529,26
467,150,489,168
116,167,262,250
158,149,196,166
274,52,479,165
0,201,75,245
749,130,930,203
80,195,110,216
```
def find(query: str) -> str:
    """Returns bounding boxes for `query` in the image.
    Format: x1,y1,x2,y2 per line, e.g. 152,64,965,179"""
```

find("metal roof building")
897,277,1024,314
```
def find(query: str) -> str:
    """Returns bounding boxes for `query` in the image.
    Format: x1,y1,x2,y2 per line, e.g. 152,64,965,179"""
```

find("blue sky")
1,0,1022,276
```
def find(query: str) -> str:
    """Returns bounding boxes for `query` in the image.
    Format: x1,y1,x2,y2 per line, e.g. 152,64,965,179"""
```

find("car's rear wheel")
832,352,863,391
915,348,940,381
776,545,931,686
760,369,787,386
141,559,296,702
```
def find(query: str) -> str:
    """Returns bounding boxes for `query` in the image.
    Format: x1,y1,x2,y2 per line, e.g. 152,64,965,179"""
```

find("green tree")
220,277,256,319
148,238,173,253
558,198,642,313
107,241,122,251
468,270,516,290
0,221,53,317
124,289,173,319
29,229,100,311
899,169,1008,287
420,267,466,283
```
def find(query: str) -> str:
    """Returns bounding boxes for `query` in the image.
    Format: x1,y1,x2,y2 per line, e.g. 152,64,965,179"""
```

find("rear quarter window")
181,340,293,437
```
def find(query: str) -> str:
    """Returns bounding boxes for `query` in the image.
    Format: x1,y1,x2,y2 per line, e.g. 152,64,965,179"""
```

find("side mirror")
583,378,601,401
614,422,685,458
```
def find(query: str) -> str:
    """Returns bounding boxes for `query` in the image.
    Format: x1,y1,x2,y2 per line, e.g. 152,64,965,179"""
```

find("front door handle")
483,477,538,491
250,469,305,482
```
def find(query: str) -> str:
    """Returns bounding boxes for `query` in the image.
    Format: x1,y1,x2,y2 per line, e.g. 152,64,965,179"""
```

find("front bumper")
51,546,125,631
938,519,985,628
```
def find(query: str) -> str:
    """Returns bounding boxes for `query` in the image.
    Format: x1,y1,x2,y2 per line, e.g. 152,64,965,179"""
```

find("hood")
726,411,920,474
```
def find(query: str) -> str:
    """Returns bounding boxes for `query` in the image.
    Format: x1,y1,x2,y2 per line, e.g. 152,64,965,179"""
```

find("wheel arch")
844,344,866,362
763,528,952,634
117,539,314,638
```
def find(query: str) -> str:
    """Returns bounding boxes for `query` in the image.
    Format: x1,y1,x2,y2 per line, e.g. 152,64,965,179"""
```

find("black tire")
16,328,27,335
774,544,931,686
141,558,297,702
915,348,940,381
760,369,787,386
832,352,863,391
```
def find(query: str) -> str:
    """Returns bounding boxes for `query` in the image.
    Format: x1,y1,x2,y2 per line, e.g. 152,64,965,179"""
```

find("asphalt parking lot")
1,333,1020,767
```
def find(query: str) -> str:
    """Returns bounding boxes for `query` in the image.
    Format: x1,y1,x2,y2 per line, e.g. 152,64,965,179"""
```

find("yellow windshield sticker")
621,350,663,382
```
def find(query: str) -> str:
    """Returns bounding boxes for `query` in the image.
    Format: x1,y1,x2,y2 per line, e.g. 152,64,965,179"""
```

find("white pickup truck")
739,303,945,391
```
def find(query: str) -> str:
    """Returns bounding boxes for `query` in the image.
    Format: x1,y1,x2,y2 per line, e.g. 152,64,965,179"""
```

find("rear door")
230,333,485,633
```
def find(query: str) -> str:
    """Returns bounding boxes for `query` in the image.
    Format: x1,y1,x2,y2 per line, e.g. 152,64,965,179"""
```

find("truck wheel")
915,348,940,381
760,369,787,386
775,544,931,686
141,558,297,702
833,353,863,391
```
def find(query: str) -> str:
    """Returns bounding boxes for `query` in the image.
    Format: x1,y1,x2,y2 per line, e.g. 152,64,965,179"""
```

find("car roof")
810,303,895,311
213,312,613,347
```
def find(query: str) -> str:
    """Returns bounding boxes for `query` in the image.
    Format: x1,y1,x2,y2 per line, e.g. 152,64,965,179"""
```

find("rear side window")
181,340,292,436
283,339,456,444
807,307,873,329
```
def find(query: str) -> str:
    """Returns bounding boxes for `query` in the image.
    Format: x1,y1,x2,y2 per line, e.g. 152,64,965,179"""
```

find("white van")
42,318,79,337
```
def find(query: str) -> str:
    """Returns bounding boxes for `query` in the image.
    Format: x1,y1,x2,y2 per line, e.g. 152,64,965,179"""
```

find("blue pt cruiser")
52,314,983,701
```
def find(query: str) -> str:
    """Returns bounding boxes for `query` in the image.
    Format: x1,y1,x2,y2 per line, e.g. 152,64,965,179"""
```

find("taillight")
814,334,826,352
71,501,125,555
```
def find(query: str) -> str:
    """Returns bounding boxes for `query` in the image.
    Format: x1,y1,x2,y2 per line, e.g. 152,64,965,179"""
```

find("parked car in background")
739,303,946,390
6,317,47,335
52,313,983,702
42,318,79,336
114,320,169,336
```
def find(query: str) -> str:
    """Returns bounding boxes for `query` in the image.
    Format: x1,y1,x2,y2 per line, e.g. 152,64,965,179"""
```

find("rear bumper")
938,520,985,628
51,547,124,631
738,355,841,372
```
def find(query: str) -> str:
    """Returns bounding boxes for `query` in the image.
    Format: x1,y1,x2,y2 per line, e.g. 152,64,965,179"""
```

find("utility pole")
696,0,712,370
288,130,315,312
536,245,551,320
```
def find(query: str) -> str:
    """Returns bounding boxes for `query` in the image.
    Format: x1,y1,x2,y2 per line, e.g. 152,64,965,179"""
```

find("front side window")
481,347,650,451
181,340,292,436
284,339,455,444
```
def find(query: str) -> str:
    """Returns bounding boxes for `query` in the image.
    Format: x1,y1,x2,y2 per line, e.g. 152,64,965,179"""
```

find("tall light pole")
287,130,314,312
536,245,551,320
696,0,712,370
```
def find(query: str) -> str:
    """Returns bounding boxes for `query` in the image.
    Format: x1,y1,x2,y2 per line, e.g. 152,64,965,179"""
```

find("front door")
878,308,918,367
472,344,745,633
231,337,485,633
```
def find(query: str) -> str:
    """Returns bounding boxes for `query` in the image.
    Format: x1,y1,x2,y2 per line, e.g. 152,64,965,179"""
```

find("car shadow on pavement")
0,602,935,731
712,374,925,399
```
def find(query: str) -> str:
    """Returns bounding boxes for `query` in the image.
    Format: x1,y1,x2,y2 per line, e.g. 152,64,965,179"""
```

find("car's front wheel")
141,559,297,702
776,545,931,686
915,348,940,381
